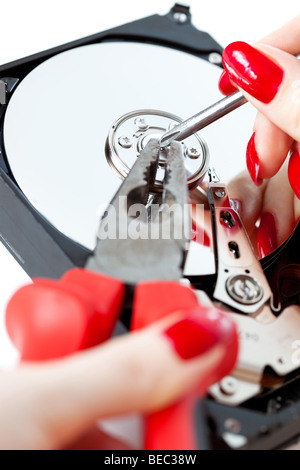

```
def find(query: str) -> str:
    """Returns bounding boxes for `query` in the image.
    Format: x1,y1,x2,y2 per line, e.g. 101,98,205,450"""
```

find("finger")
218,70,238,95
219,66,295,187
248,112,294,181
256,162,295,258
227,169,267,237
0,307,237,450
66,424,132,450
222,43,300,157
294,195,300,222
219,15,300,96
259,15,300,55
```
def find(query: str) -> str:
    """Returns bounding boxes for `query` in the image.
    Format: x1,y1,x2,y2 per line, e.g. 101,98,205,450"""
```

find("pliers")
6,139,237,448
5,135,300,450
7,138,227,450
6,138,200,358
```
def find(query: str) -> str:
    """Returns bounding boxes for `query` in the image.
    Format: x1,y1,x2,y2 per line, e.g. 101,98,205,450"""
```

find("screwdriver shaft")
160,91,247,147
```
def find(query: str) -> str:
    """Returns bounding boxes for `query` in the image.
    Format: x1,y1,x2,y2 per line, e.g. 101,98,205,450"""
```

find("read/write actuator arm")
202,171,300,408
143,169,300,450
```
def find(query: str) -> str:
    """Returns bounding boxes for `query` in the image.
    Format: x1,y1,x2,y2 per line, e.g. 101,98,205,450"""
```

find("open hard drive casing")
0,4,300,450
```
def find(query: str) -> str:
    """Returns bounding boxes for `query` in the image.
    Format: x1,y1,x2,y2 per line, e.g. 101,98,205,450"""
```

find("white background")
0,0,299,366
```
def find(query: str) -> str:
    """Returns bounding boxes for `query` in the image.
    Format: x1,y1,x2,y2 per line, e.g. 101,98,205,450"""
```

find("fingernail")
191,220,210,246
164,307,236,360
222,41,284,103
246,132,263,186
288,149,300,199
257,212,277,258
218,70,237,95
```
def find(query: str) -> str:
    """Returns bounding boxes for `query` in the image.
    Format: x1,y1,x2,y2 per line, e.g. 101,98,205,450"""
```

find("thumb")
0,306,238,449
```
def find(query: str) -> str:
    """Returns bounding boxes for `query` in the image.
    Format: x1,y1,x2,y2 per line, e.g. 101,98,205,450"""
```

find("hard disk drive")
0,3,300,450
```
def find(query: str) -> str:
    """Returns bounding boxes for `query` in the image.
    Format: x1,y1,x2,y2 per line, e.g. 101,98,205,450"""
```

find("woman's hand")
0,306,237,450
218,16,300,255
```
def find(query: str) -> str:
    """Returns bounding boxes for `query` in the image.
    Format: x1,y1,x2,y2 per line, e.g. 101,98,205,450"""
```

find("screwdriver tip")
160,129,181,147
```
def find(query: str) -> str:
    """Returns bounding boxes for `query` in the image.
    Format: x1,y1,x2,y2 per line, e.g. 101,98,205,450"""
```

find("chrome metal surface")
105,109,209,190
87,139,190,284
160,91,247,147
210,306,300,406
226,275,263,305
208,182,272,314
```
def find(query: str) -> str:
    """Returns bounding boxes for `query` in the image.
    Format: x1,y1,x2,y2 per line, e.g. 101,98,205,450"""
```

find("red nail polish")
257,212,277,258
288,149,300,199
191,220,210,246
164,307,237,360
222,41,284,103
246,132,263,186
218,70,237,95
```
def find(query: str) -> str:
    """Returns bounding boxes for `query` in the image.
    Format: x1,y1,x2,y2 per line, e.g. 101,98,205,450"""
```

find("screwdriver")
160,90,247,147
160,52,300,148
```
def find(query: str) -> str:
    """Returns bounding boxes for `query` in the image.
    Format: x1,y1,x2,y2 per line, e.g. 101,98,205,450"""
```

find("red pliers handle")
6,138,189,359
6,269,199,361
6,266,227,450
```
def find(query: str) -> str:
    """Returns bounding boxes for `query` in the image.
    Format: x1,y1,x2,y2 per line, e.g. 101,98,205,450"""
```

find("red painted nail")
288,149,300,199
218,70,237,95
246,132,263,186
164,307,237,360
257,212,277,258
222,41,284,103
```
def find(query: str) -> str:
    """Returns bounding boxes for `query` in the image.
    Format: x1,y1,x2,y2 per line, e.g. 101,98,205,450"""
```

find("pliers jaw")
86,138,191,284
